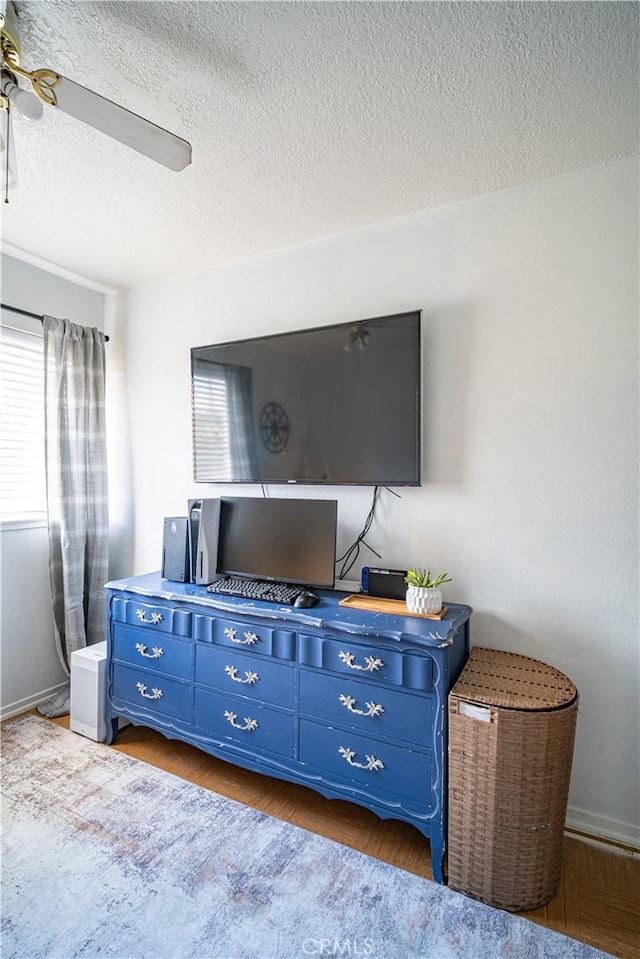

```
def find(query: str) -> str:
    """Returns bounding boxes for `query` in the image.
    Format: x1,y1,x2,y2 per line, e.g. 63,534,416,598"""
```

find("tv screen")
191,310,421,486
218,497,337,588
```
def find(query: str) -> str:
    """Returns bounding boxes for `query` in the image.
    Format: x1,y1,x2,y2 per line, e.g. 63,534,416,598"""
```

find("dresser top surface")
106,572,471,648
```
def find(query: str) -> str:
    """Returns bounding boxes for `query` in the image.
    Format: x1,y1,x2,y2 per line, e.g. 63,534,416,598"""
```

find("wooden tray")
339,594,448,620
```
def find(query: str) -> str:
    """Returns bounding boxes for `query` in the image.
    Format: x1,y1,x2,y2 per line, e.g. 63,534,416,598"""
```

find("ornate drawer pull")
225,665,259,685
223,627,259,646
339,746,384,772
339,694,385,718
224,710,258,732
135,642,164,660
338,650,384,672
136,682,163,701
135,609,163,625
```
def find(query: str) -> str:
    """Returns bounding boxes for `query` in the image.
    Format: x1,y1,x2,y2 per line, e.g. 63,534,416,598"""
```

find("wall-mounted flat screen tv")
191,310,421,486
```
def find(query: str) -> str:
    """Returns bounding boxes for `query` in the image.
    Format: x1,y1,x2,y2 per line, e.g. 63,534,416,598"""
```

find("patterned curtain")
37,316,109,718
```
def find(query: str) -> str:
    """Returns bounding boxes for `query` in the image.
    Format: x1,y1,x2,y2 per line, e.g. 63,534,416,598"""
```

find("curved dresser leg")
105,715,119,746
432,839,445,884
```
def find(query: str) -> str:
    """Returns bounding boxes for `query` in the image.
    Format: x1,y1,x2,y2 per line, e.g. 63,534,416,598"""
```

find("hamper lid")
452,646,577,711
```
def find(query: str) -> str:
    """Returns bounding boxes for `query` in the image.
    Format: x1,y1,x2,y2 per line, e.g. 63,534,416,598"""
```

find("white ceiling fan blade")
51,73,192,172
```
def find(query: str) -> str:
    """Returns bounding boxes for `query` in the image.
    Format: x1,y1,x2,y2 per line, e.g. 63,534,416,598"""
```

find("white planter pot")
405,585,443,615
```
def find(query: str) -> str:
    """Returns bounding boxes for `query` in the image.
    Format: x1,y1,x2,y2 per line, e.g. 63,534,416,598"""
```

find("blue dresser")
105,572,472,882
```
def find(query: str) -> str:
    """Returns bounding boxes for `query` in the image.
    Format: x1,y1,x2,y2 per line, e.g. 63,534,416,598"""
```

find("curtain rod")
1,302,110,341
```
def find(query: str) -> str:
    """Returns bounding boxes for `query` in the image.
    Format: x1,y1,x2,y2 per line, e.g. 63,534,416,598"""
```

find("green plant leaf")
405,568,452,588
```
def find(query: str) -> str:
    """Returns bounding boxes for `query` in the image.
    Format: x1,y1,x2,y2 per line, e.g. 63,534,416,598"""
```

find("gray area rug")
1,715,611,959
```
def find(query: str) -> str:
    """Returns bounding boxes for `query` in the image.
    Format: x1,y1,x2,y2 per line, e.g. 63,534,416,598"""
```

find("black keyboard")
207,578,306,605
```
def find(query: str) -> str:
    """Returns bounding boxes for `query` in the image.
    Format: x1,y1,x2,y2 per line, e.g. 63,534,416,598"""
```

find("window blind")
0,323,46,519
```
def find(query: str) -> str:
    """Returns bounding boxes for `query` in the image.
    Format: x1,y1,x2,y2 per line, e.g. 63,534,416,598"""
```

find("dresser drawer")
112,664,192,722
195,644,294,706
193,614,296,660
299,719,433,808
299,669,432,748
113,625,193,680
299,634,433,690
111,596,191,636
194,688,294,759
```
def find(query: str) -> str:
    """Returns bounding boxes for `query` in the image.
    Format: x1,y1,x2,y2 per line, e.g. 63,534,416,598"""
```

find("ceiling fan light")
2,76,43,121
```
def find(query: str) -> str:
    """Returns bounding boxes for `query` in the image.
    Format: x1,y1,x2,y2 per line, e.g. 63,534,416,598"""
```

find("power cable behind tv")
335,486,382,580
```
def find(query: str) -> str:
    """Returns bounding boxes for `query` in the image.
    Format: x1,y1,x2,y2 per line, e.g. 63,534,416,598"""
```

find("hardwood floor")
37,717,638,958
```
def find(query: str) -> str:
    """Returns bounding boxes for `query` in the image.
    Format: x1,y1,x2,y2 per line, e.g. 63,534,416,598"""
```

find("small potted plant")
405,568,452,615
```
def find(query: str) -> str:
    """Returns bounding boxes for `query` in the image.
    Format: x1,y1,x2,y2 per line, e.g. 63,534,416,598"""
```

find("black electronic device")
217,496,337,589
361,565,408,600
161,517,190,582
191,310,421,486
207,578,317,607
294,591,319,608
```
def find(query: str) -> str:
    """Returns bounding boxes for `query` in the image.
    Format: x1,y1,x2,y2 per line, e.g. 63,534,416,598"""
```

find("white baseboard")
0,682,68,722
566,804,640,850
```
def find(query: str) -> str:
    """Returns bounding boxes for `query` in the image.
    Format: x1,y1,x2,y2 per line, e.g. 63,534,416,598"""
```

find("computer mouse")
294,591,319,608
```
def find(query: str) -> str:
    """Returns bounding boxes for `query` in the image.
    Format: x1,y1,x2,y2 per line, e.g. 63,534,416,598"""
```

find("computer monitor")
217,497,337,589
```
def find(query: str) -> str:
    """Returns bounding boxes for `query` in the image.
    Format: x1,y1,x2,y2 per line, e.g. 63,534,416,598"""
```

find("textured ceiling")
1,1,638,289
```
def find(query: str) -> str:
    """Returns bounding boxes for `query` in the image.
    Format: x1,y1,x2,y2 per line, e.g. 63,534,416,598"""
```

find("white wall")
0,524,66,717
0,253,108,717
123,158,638,844
2,253,109,324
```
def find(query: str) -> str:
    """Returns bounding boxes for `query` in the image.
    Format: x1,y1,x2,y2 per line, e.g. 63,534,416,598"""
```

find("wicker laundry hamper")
447,647,578,912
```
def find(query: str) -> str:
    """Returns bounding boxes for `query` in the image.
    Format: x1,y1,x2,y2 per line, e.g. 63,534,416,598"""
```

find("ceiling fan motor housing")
0,0,191,171
0,2,21,69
